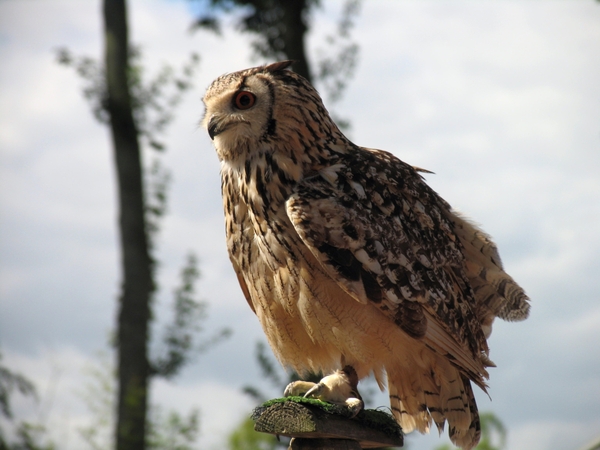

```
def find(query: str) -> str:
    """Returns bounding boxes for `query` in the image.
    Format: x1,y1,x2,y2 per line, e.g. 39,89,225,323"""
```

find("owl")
202,61,529,449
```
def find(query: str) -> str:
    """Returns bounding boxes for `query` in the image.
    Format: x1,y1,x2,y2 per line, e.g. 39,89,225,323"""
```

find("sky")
1,1,600,449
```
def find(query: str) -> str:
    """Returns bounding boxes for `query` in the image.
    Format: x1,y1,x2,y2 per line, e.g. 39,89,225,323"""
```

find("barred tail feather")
448,375,481,450
388,363,481,450
388,370,431,434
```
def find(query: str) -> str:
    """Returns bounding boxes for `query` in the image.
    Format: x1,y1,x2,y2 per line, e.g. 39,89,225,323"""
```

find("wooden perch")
252,397,403,449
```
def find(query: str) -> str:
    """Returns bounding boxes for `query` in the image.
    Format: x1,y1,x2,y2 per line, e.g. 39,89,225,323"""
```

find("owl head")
202,61,344,164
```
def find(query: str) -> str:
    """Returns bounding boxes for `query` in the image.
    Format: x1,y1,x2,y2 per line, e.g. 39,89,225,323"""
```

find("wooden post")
252,398,403,449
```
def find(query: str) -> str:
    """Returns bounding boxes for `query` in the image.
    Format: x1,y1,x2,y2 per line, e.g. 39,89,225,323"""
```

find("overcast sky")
1,1,600,449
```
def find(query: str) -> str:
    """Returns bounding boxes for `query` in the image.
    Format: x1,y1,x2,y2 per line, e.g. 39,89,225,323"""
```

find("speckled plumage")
202,61,530,450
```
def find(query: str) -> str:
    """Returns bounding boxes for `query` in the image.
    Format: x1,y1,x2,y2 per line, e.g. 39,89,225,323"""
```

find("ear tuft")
263,60,294,73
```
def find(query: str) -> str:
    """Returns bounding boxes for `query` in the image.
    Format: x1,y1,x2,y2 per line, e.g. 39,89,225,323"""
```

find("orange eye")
234,91,256,110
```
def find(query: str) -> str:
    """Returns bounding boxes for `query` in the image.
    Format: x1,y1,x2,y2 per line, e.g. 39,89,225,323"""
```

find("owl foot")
284,366,364,417
284,380,318,397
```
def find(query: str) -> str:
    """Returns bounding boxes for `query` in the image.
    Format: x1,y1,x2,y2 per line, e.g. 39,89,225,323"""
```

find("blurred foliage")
151,253,232,378
0,354,36,420
78,353,115,450
0,352,54,450
313,0,361,103
0,422,55,450
147,407,200,450
228,416,279,450
77,352,201,450
56,47,199,153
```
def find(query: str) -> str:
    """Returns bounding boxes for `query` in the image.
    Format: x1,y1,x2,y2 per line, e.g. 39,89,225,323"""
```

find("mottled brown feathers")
203,62,530,450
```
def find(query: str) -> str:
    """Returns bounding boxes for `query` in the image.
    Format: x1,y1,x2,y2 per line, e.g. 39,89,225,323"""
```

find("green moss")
356,408,402,438
261,396,338,411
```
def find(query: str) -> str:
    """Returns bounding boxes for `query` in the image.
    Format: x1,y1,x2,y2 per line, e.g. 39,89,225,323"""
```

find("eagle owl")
203,61,529,449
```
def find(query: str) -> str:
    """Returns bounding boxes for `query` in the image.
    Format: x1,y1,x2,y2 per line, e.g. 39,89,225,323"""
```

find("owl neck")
221,137,350,220
221,146,299,220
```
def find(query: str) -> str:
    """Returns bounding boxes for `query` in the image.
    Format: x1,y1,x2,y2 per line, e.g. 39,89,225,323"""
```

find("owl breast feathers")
203,61,530,450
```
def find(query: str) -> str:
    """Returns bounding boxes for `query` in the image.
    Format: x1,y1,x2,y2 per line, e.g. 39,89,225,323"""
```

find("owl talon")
292,367,364,417
304,382,363,417
303,382,324,399
284,380,317,398
345,397,364,418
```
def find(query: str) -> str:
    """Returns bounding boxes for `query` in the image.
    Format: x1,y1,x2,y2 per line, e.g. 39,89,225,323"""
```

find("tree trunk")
280,0,312,83
103,1,152,449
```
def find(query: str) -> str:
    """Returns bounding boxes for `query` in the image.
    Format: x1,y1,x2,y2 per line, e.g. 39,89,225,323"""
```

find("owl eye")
234,91,256,110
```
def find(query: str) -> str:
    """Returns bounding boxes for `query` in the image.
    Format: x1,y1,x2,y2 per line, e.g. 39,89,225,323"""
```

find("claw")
284,380,317,397
303,382,324,399
345,397,364,418
284,367,365,417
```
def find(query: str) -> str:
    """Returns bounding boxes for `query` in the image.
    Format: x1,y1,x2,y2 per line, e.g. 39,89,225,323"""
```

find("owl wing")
231,258,256,314
286,147,489,383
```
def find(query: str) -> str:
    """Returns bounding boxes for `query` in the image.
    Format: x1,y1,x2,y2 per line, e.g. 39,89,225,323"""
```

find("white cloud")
510,419,600,450
1,1,600,449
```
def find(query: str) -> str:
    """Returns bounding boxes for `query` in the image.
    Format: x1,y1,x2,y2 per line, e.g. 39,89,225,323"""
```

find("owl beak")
207,116,220,140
